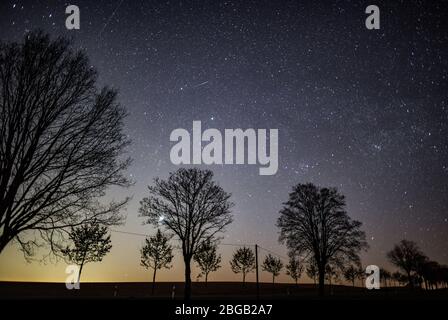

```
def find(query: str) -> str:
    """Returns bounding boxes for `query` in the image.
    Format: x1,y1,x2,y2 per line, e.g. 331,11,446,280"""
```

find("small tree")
325,264,339,288
140,229,174,294
61,223,112,282
262,254,283,285
343,265,358,287
193,239,222,286
356,266,365,287
230,247,255,286
381,268,392,288
306,261,318,285
392,271,406,286
286,253,303,285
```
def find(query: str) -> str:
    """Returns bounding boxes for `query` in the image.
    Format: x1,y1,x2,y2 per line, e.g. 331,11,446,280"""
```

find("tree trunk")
0,236,9,253
242,272,246,287
184,255,192,300
272,274,275,285
78,263,84,282
318,267,325,297
205,272,208,286
77,249,87,283
407,271,413,288
152,268,157,295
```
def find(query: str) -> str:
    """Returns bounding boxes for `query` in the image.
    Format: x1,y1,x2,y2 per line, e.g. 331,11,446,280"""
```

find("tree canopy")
230,246,256,286
61,222,112,281
139,168,233,299
278,183,367,296
262,254,283,284
193,239,222,285
0,31,131,257
140,229,173,294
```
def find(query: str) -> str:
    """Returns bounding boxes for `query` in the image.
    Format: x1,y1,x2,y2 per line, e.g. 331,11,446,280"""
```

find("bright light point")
158,215,165,222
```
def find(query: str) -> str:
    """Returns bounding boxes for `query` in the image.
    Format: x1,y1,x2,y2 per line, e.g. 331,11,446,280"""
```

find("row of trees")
57,220,448,294
58,221,448,295
137,169,370,298
140,235,288,293
304,240,448,290
387,240,448,289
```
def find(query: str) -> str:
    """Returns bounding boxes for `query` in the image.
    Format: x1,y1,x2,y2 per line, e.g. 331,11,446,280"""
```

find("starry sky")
0,0,447,284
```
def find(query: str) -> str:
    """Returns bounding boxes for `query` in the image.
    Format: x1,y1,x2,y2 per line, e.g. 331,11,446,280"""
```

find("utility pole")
255,244,259,300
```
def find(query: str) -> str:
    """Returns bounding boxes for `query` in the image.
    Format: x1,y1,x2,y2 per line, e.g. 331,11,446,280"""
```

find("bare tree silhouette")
325,264,339,292
392,271,406,287
440,265,448,288
262,254,283,285
139,168,233,299
193,239,221,286
306,260,318,285
343,265,358,287
0,31,131,257
278,183,368,296
61,222,112,282
355,266,365,287
140,229,173,294
387,239,427,288
419,260,440,290
230,246,255,286
285,252,303,285
380,268,392,288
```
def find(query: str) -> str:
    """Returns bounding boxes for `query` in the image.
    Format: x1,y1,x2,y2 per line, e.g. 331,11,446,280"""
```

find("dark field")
1,282,447,300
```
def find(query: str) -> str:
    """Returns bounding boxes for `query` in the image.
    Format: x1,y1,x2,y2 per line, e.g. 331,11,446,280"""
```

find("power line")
257,245,289,261
220,243,255,247
110,229,288,260
111,230,254,247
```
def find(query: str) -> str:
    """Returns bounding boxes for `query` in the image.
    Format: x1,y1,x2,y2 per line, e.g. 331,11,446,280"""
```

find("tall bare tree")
387,239,427,288
262,254,283,285
0,31,131,256
230,246,256,286
140,229,174,294
139,168,233,299
277,183,368,296
61,222,112,281
193,239,221,286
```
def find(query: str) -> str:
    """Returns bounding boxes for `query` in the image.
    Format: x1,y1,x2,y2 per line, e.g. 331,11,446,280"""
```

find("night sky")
0,0,447,283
